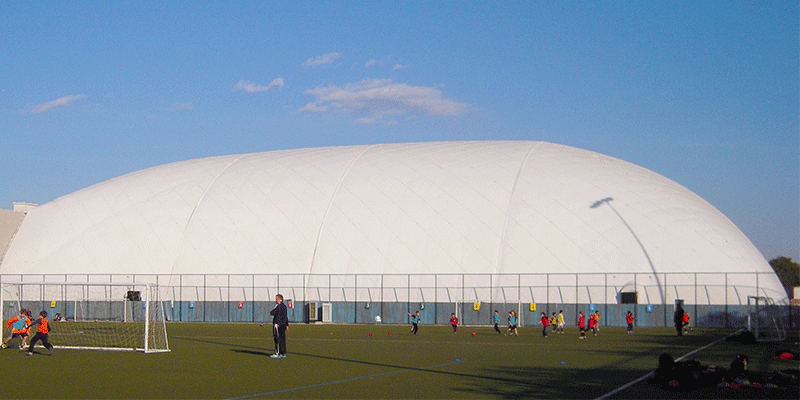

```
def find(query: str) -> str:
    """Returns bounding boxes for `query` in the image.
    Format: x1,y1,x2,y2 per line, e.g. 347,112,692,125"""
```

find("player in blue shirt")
407,311,421,335
505,311,518,336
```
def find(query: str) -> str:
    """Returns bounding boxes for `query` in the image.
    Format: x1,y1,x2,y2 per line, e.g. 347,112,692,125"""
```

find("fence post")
435,274,438,325
663,273,667,327
574,274,579,327
694,273,697,328
354,275,358,324
519,273,523,326
756,271,760,299
604,273,608,329
461,274,465,322
633,273,637,327
725,273,728,328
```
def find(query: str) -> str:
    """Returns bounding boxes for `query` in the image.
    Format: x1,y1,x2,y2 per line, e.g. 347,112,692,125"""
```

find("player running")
505,311,518,336
407,311,421,335
25,310,54,356
2,309,31,350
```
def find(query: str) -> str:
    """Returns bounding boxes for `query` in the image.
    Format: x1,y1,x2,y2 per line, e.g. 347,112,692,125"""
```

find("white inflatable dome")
0,141,786,304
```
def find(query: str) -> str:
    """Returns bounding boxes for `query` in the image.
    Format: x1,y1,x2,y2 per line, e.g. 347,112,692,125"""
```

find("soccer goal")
746,295,786,342
1,282,169,353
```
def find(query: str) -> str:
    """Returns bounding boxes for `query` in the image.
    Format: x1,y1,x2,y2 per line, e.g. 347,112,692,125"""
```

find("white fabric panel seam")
495,142,539,274
307,145,377,277
167,155,248,277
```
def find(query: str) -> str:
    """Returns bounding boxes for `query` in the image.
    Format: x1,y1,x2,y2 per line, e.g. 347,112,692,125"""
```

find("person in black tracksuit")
269,294,289,358
673,303,684,337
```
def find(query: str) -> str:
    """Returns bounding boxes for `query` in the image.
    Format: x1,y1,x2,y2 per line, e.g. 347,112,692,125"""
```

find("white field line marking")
594,330,742,400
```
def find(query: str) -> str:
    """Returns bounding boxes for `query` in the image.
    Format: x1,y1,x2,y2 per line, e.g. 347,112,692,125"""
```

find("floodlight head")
590,197,614,208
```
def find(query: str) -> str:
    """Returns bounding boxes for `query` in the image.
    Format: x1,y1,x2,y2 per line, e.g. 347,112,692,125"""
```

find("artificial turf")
1,323,797,399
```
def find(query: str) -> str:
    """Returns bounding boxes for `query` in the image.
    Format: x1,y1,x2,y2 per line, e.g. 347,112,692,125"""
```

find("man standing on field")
270,294,289,358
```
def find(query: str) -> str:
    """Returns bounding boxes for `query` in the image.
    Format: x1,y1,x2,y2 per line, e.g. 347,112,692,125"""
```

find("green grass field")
2,323,798,399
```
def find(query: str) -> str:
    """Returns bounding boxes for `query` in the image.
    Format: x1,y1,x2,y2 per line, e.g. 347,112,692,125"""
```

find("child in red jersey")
540,312,550,338
589,312,598,336
578,311,586,339
626,311,634,334
450,313,458,333
682,313,690,333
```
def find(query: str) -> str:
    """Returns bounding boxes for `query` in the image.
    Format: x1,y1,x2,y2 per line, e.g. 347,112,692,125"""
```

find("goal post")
1,282,169,353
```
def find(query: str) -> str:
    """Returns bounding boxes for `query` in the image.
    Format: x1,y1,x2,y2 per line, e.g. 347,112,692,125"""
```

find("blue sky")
1,1,797,262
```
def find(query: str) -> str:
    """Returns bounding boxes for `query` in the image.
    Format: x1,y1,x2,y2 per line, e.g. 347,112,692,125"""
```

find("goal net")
746,295,786,342
1,283,169,353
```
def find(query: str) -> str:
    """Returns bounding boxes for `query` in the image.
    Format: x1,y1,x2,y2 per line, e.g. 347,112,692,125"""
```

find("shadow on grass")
455,364,641,399
276,350,533,385
176,330,798,399
175,332,685,399
454,331,794,399
180,335,537,388
232,349,273,357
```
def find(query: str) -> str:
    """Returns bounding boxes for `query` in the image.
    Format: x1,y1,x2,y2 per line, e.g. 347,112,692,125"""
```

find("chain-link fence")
2,272,794,328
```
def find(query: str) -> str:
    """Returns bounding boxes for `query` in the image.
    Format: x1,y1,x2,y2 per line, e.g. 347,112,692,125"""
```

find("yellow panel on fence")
530,303,536,311
473,302,480,311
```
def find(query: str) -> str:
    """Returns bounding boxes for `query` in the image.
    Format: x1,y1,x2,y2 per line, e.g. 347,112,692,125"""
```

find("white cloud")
174,102,194,110
365,59,382,68
392,63,410,71
303,52,342,67
354,117,376,125
298,102,328,113
234,78,284,93
301,78,467,122
31,94,87,114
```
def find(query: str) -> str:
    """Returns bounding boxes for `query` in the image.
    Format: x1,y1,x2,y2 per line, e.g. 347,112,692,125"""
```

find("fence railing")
1,271,786,305
2,272,795,330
